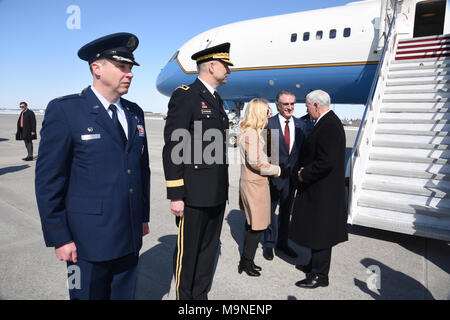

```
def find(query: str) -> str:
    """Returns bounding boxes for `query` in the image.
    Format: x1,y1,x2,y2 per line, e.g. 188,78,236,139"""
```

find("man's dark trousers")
303,247,332,279
265,182,296,248
174,203,226,300
24,139,33,158
67,253,138,300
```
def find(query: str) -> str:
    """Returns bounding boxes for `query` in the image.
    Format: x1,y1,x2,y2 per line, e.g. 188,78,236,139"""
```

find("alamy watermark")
366,265,381,291
66,5,81,30
169,123,280,168
67,265,81,290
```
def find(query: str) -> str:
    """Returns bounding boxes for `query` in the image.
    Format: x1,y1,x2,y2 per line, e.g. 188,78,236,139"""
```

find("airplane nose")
156,56,195,97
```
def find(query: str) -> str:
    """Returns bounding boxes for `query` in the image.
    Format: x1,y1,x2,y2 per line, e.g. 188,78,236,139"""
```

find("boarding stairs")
349,33,450,241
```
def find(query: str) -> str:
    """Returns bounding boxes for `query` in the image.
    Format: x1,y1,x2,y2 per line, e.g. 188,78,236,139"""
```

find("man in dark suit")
35,33,150,300
263,90,307,261
289,89,348,289
299,113,314,137
162,43,231,300
15,102,36,161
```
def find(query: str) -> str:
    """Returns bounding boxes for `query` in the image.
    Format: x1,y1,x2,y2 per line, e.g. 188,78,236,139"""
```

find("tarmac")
0,113,449,300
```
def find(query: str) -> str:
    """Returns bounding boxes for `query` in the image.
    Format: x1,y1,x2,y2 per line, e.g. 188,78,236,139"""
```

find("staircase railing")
347,0,399,223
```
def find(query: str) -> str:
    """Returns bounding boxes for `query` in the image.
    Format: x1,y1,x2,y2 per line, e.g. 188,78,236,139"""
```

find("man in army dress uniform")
162,42,232,300
35,33,150,300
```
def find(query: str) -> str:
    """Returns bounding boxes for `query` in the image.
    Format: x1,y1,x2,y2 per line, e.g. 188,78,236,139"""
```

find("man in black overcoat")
288,89,348,289
16,101,37,161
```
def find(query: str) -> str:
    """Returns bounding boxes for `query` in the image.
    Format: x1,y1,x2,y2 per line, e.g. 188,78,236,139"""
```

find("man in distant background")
16,102,36,161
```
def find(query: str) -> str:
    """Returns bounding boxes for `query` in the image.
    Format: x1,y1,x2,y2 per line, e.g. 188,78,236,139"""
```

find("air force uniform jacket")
35,86,151,262
163,79,229,207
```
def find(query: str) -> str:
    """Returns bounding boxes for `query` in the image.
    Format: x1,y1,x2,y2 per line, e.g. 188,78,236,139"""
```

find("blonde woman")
238,98,289,277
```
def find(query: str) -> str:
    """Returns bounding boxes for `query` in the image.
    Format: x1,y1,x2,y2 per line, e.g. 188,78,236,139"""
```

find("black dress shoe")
252,261,262,272
295,275,329,289
238,257,261,277
262,247,274,261
22,156,33,161
276,244,298,258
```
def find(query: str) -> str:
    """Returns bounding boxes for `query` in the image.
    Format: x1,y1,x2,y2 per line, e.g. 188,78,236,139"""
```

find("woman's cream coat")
239,129,280,230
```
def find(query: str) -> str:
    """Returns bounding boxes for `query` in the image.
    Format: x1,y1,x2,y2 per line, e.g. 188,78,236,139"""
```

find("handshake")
279,164,290,178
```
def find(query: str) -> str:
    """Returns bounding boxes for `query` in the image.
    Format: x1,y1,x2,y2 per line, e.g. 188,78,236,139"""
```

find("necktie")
20,111,24,128
284,119,290,154
109,104,127,147
214,91,223,109
266,128,272,158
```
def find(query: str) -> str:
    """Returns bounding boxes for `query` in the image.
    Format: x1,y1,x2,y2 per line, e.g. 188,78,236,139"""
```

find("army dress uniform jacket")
35,86,151,262
163,79,229,207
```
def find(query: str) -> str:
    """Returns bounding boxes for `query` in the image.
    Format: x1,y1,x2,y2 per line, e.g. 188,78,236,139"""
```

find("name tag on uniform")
81,134,101,141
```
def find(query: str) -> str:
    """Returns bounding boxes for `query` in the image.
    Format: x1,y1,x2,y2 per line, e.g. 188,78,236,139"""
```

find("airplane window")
303,32,310,41
168,50,179,63
316,31,323,40
344,28,351,37
291,33,297,42
329,29,336,39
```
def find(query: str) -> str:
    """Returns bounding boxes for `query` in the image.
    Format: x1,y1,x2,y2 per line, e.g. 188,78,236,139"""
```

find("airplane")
157,0,448,112
156,0,450,241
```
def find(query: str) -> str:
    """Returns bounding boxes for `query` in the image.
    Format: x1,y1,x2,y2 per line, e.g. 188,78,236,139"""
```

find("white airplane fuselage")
156,0,447,105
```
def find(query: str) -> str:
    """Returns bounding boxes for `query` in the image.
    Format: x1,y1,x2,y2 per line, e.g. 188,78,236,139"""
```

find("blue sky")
0,0,366,119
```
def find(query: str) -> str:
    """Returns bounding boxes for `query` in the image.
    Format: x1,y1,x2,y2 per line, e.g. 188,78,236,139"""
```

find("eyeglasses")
279,102,295,106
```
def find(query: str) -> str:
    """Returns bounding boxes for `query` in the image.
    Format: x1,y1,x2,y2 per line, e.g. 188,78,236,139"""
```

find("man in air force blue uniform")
35,33,150,300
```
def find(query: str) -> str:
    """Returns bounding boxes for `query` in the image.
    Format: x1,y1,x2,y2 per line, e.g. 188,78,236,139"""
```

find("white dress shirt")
278,114,295,153
198,77,216,97
91,86,128,139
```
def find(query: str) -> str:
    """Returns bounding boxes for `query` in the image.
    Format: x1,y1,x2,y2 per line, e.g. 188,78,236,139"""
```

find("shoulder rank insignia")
79,87,89,96
176,85,190,91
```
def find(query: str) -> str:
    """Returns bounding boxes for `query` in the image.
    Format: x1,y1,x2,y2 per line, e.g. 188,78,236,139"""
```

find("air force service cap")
191,42,233,66
78,32,140,66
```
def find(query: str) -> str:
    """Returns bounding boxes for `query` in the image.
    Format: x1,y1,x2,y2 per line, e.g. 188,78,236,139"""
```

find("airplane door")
413,0,446,37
